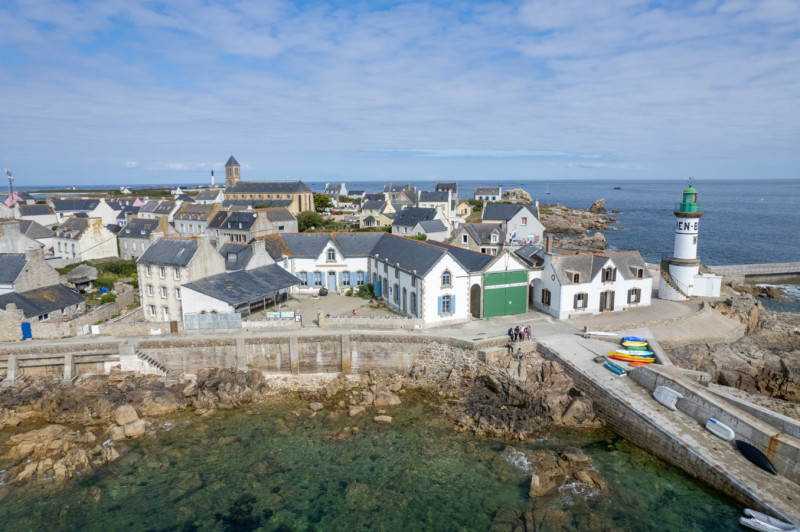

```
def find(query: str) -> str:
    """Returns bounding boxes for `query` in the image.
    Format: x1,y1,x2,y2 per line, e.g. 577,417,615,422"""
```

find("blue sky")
1,0,799,185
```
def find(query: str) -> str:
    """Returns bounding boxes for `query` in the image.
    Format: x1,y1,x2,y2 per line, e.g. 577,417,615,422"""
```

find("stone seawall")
536,342,775,515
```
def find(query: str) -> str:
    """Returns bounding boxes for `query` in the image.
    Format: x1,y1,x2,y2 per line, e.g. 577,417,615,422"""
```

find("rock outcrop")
502,188,533,203
588,198,607,214
552,232,608,253
538,202,617,234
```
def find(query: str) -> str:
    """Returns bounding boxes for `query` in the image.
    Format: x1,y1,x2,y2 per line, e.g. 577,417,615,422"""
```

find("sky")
1,0,799,186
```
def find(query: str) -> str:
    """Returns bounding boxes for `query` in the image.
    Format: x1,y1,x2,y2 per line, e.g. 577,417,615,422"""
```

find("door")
600,291,615,312
21,322,32,340
483,271,528,317
328,272,336,290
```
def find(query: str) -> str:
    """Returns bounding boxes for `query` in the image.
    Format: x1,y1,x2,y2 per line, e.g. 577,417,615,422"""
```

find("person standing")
517,348,524,360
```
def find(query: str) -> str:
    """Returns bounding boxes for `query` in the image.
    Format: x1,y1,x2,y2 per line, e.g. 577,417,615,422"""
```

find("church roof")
225,155,239,166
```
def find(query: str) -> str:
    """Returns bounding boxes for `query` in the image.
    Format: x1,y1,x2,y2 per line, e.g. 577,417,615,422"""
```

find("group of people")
505,324,533,358
507,325,532,342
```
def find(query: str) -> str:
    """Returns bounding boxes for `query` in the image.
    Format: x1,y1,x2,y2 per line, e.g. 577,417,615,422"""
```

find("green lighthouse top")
676,179,702,214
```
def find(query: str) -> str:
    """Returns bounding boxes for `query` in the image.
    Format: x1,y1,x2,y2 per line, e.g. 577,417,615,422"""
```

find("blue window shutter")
452,295,456,313
437,296,442,315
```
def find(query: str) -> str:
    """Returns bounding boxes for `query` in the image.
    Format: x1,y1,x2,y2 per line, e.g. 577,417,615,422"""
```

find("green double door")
483,271,528,318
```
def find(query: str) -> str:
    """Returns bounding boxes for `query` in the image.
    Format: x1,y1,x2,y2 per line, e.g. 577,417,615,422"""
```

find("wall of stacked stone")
536,343,770,514
243,338,292,373
137,338,238,375
320,314,424,331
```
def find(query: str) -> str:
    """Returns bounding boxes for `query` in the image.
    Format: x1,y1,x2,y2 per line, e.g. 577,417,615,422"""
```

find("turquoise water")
0,396,741,531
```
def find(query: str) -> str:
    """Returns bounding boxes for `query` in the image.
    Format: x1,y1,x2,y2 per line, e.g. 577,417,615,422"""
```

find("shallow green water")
0,396,741,531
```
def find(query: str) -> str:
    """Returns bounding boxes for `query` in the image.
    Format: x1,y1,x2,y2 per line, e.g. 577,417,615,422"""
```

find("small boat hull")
628,361,650,367
653,386,683,411
612,349,654,356
740,508,797,531
603,362,627,376
609,352,655,363
705,418,735,441
736,440,778,475
621,336,646,343
622,341,648,347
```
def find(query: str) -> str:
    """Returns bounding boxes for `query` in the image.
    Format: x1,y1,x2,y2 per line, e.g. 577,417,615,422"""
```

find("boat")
583,331,619,337
603,361,627,376
609,351,654,360
614,186,621,190
622,341,649,348
740,508,797,531
614,348,655,356
705,418,735,441
735,440,778,475
628,361,650,367
621,336,646,343
653,386,683,410
609,354,655,364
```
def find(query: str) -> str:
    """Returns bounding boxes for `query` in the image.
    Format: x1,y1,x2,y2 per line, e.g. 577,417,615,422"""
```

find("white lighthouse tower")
659,181,722,300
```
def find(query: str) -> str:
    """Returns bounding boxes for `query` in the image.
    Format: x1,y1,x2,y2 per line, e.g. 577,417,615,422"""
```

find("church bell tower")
225,155,240,188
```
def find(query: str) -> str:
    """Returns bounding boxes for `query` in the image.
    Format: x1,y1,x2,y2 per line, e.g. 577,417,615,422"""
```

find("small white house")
482,203,544,246
531,244,652,319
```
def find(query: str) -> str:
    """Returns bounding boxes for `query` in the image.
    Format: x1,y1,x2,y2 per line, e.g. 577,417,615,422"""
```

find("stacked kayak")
610,337,656,365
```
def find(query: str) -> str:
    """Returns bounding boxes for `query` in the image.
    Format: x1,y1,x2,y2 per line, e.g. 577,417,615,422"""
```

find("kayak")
621,336,646,343
625,345,651,352
610,350,654,358
609,354,655,364
628,361,651,367
705,418,735,441
615,348,655,356
622,341,648,347
740,508,797,531
603,361,627,377
735,440,778,475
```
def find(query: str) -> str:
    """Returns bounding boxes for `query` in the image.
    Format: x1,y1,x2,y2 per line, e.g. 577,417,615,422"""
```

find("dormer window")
572,272,580,283
441,270,451,287
327,249,335,261
462,234,468,244
490,232,498,244
228,253,237,262
602,267,617,282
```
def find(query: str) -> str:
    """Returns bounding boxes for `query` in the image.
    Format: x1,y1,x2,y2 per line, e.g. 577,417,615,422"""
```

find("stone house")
222,155,314,214
219,242,275,271
0,249,60,295
391,207,449,237
138,200,182,222
450,223,506,256
53,217,119,264
137,236,225,322
50,198,118,226
0,284,84,322
359,200,397,229
173,204,220,237
417,190,452,223
16,204,58,227
118,217,175,260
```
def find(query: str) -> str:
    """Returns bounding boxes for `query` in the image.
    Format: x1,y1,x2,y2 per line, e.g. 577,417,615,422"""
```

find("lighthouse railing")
660,252,691,298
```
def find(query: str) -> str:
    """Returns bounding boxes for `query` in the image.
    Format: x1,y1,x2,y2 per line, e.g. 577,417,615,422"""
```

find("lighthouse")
659,181,704,300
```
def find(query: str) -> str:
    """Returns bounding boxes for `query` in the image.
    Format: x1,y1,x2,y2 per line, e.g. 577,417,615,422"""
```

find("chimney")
546,234,554,254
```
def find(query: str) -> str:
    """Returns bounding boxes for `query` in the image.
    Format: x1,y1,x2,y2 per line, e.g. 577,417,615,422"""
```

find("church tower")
225,155,240,188
659,181,702,300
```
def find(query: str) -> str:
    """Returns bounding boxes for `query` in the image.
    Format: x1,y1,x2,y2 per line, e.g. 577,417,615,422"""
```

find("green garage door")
483,271,528,318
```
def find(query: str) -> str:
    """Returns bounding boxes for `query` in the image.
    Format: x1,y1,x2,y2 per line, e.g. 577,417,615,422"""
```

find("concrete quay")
538,333,800,525
708,262,800,283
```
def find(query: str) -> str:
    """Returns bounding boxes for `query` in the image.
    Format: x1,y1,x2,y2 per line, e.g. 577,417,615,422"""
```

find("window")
299,272,308,286
394,284,399,304
175,288,181,300
162,307,169,320
395,268,399,278
341,272,351,286
462,234,468,244
149,305,156,316
521,217,528,225
314,272,323,286
383,262,388,273
123,241,128,250
439,295,453,315
441,270,451,287
147,284,154,296
411,276,416,287
161,286,168,298
542,289,551,307
410,293,417,316
327,249,336,262
636,268,644,280
490,233,498,244
38,313,49,322
574,292,587,309
159,266,166,279
174,268,180,280
146,265,152,277
628,288,642,304
572,273,580,283
356,271,365,285
133,242,137,251
603,267,617,282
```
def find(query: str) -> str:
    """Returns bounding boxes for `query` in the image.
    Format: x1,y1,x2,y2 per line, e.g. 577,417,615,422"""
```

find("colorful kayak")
621,336,646,343
615,348,654,356
603,361,627,376
610,350,654,359
628,361,651,367
622,341,648,347
625,345,651,352
610,354,655,364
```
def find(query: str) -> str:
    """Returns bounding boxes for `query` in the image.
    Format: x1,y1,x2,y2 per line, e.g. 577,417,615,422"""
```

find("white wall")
181,287,235,315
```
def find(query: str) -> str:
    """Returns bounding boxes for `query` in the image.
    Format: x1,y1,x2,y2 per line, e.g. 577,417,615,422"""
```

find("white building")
482,203,544,246
53,217,119,264
474,187,502,201
529,238,652,319
659,182,722,300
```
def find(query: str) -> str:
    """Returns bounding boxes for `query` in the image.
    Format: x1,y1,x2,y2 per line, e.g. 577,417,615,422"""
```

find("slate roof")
475,187,501,196
225,180,310,194
18,204,54,217
461,223,505,245
220,211,258,231
0,254,27,284
392,207,439,228
176,195,195,203
384,184,411,192
119,218,161,239
417,220,447,233
51,199,100,213
138,200,160,213
330,233,385,256
137,238,199,267
363,193,385,202
370,234,447,276
323,183,344,195
513,243,544,267
183,264,300,307
219,243,255,271
418,191,449,203
482,203,538,222
225,155,239,166
263,208,296,223
222,199,292,209
18,220,55,240
64,264,97,283
152,201,177,215
174,204,215,220
265,233,336,259
349,190,365,196
207,211,230,229
0,284,83,319
116,206,140,220
426,240,494,272
361,200,385,211
549,251,650,285
195,189,223,202
435,182,458,194
55,217,90,239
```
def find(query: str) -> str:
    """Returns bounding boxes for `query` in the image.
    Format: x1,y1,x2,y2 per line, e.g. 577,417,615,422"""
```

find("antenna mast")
4,169,14,206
